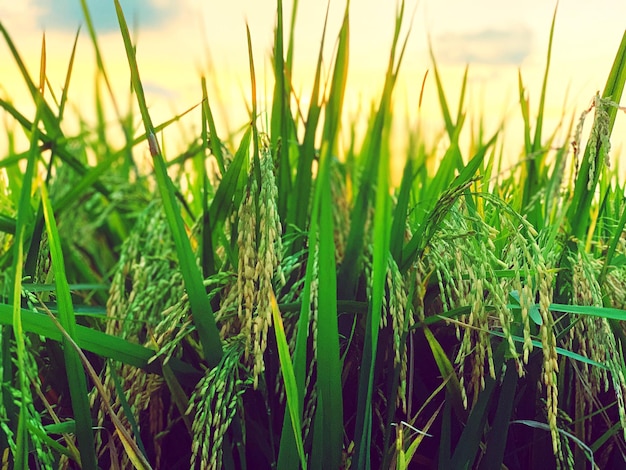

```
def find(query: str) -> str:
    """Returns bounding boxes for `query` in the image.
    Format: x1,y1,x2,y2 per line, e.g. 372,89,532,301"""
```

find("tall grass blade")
478,359,518,470
201,77,225,173
270,291,307,469
7,33,49,468
245,25,262,192
521,3,557,225
311,134,343,468
599,194,626,286
78,0,123,120
0,303,198,379
198,77,213,276
57,28,80,120
353,64,393,470
113,0,223,367
428,41,455,138
353,5,413,466
40,183,98,469
276,241,312,467
339,0,412,295
390,158,414,265
287,2,329,240
422,327,466,421
276,10,345,452
0,24,58,137
271,0,292,221
449,344,506,469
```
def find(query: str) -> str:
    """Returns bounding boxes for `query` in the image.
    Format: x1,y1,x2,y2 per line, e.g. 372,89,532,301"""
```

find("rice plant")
0,1,625,469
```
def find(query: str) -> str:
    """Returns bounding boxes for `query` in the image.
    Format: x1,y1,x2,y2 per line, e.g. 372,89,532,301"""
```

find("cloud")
32,0,178,32
143,81,179,100
435,26,533,65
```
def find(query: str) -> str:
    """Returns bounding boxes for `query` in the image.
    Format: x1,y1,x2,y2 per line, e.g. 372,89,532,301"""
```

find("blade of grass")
338,0,412,296
57,27,80,121
549,303,626,320
78,0,123,121
478,358,518,470
353,9,418,464
449,343,506,469
310,128,343,468
270,291,307,469
489,329,608,370
271,0,292,221
521,3,558,226
439,399,452,469
0,303,199,379
201,78,225,173
113,0,223,367
246,25,262,192
0,214,16,234
108,363,148,460
287,1,329,241
160,362,193,434
207,127,251,267
40,183,98,469
428,40,455,138
8,33,48,468
599,194,626,286
511,420,596,467
353,24,396,466
390,158,414,265
26,421,78,462
276,10,344,451
0,24,60,140
422,326,466,422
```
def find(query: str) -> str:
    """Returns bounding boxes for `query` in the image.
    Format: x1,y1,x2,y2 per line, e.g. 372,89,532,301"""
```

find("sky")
0,0,625,173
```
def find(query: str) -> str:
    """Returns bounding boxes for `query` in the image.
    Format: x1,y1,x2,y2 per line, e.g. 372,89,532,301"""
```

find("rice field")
1,1,626,469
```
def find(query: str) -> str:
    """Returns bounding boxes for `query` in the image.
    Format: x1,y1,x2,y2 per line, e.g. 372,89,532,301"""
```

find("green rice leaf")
353,8,398,457
114,0,223,367
8,33,48,468
287,2,329,240
390,158,414,266
478,360,518,470
422,327,466,422
0,303,200,380
271,0,292,221
271,291,307,469
41,183,98,468
311,128,343,468
549,303,626,321
449,343,505,469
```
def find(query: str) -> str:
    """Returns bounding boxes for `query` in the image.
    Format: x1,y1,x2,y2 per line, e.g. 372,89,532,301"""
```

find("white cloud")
435,25,533,65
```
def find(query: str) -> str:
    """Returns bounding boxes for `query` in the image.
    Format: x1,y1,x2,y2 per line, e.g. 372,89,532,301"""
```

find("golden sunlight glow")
0,0,625,172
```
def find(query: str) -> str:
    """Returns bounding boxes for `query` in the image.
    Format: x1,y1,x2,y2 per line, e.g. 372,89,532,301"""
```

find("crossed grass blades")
1,0,626,469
